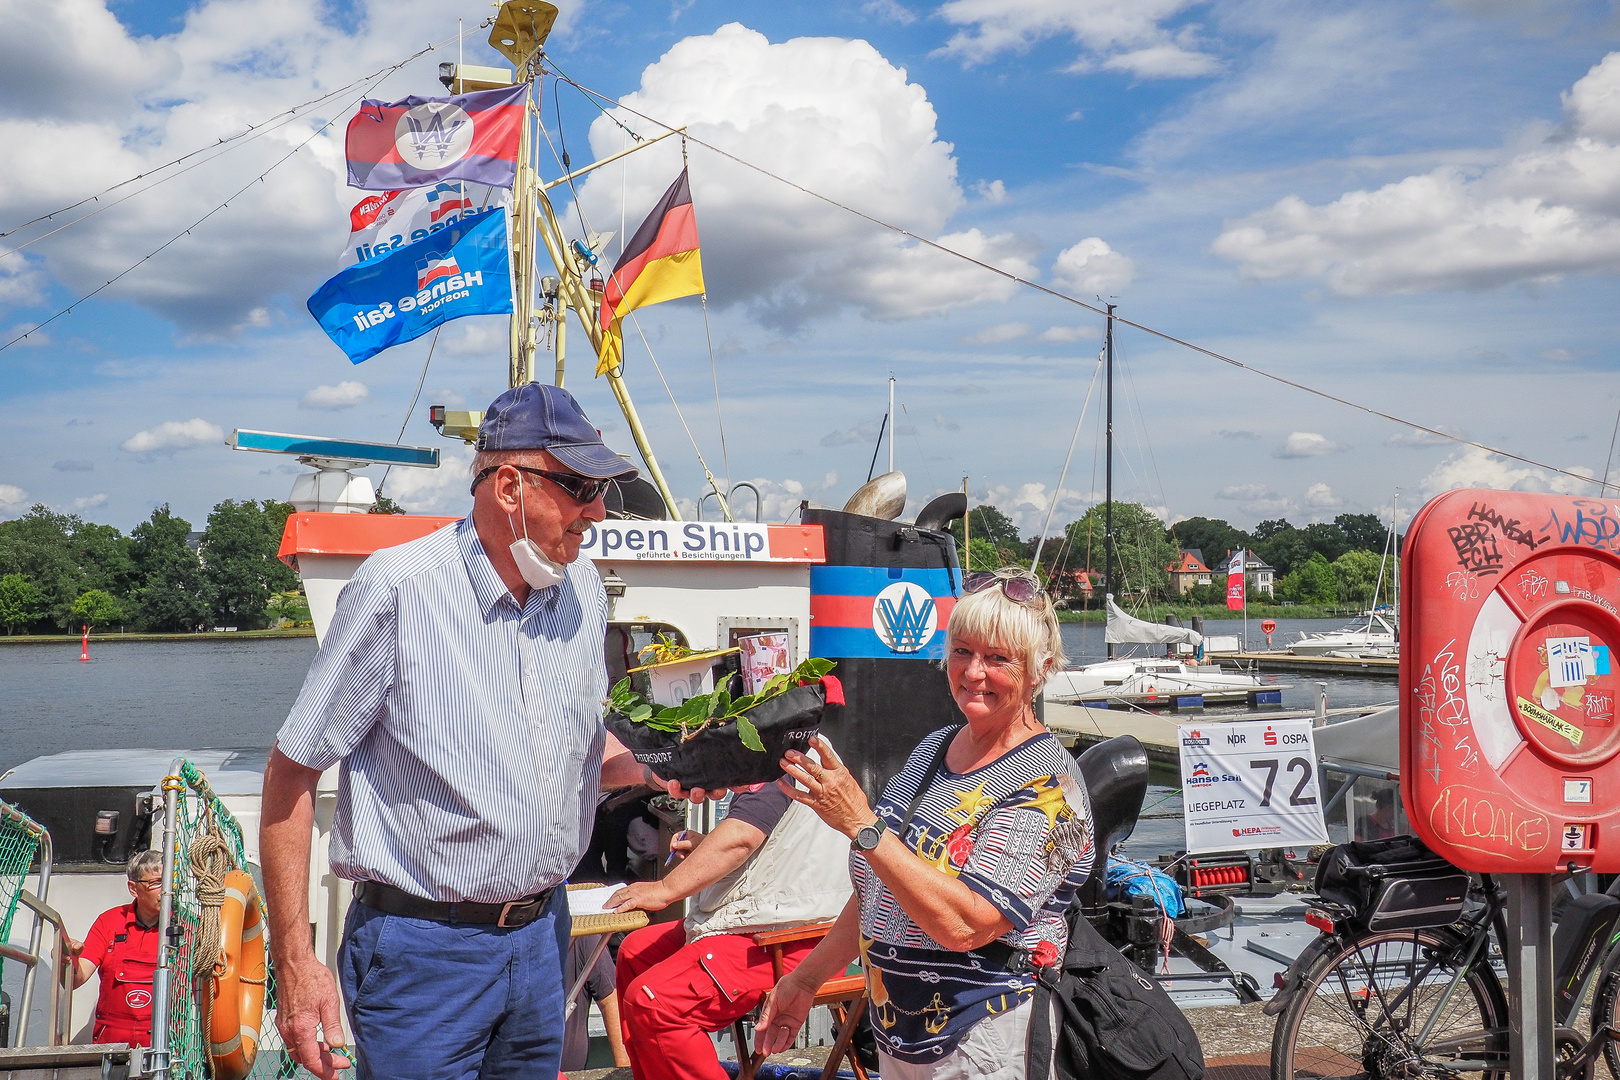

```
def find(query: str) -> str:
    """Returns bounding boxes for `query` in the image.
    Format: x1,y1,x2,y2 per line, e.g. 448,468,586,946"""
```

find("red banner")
1226,557,1245,610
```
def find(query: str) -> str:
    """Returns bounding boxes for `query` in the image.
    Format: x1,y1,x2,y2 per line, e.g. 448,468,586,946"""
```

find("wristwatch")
852,817,887,853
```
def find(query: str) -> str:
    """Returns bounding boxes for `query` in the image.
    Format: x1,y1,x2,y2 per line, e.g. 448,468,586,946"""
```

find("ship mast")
487,0,684,519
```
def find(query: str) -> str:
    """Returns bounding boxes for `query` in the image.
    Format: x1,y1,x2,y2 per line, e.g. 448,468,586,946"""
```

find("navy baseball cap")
476,383,639,480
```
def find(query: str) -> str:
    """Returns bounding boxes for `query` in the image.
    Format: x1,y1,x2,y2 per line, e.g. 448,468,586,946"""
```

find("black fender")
1262,931,1339,1017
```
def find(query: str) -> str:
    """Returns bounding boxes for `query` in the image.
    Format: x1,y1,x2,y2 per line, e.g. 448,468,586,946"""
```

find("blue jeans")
338,888,570,1080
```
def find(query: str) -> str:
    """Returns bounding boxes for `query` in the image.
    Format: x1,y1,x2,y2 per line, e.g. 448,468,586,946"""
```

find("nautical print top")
276,515,610,904
850,727,1094,1064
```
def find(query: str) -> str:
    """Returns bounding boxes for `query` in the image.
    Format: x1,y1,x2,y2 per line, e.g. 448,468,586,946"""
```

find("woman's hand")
607,879,674,913
754,971,817,1056
777,736,877,841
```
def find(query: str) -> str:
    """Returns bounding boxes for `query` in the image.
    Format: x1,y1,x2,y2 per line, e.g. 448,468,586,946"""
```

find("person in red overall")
65,850,164,1045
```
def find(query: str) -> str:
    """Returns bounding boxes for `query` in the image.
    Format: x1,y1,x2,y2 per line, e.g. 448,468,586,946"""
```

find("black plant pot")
605,679,843,790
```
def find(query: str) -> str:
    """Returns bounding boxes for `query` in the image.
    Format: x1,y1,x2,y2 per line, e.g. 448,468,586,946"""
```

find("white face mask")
508,475,565,590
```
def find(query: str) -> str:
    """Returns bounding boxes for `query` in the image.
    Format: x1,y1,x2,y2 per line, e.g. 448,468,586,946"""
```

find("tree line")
0,501,301,634
951,505,1399,608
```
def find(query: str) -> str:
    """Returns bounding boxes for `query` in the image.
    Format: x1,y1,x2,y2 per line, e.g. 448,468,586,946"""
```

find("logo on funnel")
873,581,937,654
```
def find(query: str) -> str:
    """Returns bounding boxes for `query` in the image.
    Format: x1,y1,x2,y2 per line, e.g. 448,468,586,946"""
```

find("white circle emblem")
394,102,474,169
126,987,152,1010
871,581,939,654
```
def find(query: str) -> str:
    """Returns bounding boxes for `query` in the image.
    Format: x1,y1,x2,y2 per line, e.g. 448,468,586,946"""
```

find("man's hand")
274,957,353,1078
608,879,675,913
63,936,83,957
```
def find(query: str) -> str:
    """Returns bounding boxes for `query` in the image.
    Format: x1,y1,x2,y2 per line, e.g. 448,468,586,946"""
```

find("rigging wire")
1604,399,1620,493
1030,351,1104,571
0,49,430,357
899,403,937,497
0,39,451,242
700,295,732,495
543,64,1612,495
1116,333,1177,534
377,326,442,498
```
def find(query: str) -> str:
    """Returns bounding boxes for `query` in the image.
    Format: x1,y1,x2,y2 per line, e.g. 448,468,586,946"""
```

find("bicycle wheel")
1271,927,1508,1080
1595,963,1620,1079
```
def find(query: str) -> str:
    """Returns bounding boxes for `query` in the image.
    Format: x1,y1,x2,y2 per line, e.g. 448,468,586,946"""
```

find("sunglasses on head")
962,570,1044,604
470,464,614,504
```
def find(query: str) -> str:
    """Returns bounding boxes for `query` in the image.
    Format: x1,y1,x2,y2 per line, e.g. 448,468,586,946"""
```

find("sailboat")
1288,496,1401,659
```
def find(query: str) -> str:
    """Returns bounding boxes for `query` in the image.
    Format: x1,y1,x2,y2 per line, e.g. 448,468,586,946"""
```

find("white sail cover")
1104,594,1203,646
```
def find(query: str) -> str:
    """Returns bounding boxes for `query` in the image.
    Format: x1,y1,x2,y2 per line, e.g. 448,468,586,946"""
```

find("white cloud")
0,252,45,307
382,444,475,516
1274,431,1347,458
1217,483,1273,500
1420,446,1596,497
1215,483,1294,515
122,418,224,455
578,25,1035,326
1304,482,1344,508
821,418,886,448
1213,51,1620,295
71,493,108,511
0,484,29,515
863,0,918,23
1387,426,1458,447
962,321,1030,345
936,0,1219,78
1036,325,1100,343
1051,238,1136,295
973,179,1007,203
300,380,370,410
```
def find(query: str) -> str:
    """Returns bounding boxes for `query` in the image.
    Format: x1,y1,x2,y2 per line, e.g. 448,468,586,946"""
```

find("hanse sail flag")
345,84,526,190
341,182,507,268
596,168,705,377
307,207,513,365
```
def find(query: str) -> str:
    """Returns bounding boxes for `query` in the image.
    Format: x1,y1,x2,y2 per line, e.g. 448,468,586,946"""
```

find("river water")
0,617,1398,858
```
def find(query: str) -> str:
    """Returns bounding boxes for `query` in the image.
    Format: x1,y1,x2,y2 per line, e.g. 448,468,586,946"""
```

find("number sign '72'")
1177,720,1330,855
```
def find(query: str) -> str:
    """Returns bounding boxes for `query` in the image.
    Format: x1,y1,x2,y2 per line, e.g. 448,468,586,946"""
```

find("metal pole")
555,293,568,388
1104,303,1115,660
887,376,895,475
148,774,183,1080
1505,874,1555,1080
14,825,50,1047
962,477,970,574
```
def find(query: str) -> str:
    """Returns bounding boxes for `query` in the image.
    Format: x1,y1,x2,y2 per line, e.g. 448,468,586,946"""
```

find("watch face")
856,823,883,850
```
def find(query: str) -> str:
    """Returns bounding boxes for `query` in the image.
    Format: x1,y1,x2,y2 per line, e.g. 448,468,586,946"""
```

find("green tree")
0,573,43,634
962,537,1000,573
1279,552,1339,605
950,505,1024,558
1332,549,1385,608
1167,517,1251,570
1335,513,1391,554
370,493,406,514
1188,580,1227,606
130,505,210,632
1255,520,1311,576
0,506,132,629
70,588,122,631
200,499,298,629
1301,522,1350,563
1063,502,1177,598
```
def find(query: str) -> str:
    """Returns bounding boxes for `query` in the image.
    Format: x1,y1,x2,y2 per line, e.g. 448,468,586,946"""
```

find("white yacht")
1288,612,1398,658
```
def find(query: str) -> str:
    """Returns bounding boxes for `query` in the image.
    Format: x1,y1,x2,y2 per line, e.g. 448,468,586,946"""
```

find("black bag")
1027,906,1205,1080
1313,834,1468,932
604,679,840,790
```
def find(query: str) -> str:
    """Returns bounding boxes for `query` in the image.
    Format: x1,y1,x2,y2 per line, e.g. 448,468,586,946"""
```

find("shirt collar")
458,515,568,617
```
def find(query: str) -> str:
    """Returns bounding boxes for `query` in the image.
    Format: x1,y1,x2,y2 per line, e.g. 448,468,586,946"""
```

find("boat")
1043,596,1284,708
1288,611,1398,657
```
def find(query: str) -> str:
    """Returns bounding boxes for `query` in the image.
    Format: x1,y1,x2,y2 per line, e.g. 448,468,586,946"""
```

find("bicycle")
1265,836,1620,1080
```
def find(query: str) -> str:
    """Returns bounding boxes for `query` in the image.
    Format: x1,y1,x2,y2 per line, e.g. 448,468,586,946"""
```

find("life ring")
210,869,266,1080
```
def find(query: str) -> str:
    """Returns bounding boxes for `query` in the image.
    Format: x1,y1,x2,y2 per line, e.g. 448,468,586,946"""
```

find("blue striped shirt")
276,515,609,903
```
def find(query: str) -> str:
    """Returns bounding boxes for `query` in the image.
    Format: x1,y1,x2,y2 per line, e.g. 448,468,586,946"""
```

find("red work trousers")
616,920,817,1080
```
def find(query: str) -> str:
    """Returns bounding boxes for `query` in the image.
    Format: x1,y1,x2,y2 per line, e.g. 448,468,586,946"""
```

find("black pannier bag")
1313,834,1469,932
1027,905,1205,1080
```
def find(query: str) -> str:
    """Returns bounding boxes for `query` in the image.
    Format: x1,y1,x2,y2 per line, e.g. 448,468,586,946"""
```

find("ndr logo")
872,582,937,654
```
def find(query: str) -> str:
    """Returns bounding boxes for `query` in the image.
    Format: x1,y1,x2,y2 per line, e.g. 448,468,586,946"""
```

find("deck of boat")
1227,651,1397,676
1043,700,1389,765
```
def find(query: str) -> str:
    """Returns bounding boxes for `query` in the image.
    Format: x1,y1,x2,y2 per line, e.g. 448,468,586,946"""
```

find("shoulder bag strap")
898,725,962,836
1027,976,1054,1080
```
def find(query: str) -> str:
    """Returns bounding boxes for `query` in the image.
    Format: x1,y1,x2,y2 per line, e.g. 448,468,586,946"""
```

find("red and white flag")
345,84,526,190
341,182,506,269
1226,551,1246,611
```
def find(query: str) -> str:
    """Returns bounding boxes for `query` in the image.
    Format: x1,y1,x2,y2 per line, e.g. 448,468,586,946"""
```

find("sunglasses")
962,571,1044,605
471,465,614,504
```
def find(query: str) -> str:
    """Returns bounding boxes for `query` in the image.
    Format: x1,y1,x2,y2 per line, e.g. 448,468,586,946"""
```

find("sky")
2,0,1618,541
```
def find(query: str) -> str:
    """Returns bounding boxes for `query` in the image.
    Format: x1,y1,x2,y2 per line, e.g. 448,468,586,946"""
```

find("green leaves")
605,658,836,752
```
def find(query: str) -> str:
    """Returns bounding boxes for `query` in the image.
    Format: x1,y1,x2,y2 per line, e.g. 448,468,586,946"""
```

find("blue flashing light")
230,429,439,468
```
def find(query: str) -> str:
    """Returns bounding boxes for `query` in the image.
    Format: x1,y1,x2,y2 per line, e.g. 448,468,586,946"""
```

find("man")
610,776,853,1080
64,850,163,1046
261,383,701,1080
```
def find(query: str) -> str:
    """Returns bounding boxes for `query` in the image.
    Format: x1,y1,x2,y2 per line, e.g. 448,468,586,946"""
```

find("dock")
1226,651,1396,677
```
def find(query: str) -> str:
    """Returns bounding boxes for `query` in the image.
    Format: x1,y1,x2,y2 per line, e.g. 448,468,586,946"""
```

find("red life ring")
210,869,266,1080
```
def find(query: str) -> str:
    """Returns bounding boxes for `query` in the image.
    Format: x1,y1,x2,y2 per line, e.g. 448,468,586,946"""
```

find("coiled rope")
188,805,236,1040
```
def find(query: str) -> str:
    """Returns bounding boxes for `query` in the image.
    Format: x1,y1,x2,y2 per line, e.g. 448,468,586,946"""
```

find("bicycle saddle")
1076,735,1150,852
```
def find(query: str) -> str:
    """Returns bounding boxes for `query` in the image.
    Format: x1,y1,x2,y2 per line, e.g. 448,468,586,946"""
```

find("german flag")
596,169,705,376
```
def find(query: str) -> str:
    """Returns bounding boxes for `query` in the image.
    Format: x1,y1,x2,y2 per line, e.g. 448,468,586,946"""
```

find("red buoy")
80,625,89,662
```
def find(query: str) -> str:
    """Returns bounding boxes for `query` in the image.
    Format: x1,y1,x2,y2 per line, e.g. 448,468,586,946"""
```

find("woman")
758,568,1094,1079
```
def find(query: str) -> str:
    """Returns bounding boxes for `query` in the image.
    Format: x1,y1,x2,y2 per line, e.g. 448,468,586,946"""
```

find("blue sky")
2,0,1617,538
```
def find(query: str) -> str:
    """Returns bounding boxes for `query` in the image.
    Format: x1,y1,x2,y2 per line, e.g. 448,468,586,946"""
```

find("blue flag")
308,207,513,364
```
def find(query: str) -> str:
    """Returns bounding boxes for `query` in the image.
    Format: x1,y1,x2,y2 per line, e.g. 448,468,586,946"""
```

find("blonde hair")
944,568,1067,693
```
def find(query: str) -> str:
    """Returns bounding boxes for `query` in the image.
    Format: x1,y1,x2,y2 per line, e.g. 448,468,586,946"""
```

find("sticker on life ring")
126,987,152,1010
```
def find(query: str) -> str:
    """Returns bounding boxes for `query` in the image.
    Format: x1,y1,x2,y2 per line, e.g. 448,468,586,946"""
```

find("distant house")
1167,550,1213,595
1218,549,1276,597
1050,568,1100,602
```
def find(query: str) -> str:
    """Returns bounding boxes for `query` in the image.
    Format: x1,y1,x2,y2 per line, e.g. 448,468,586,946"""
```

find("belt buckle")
497,900,526,928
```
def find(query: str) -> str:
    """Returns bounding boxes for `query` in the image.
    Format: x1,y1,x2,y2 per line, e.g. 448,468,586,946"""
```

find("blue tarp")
1105,855,1184,918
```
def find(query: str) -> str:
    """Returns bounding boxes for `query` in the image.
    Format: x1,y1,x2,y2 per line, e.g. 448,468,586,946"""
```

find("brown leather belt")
354,880,557,928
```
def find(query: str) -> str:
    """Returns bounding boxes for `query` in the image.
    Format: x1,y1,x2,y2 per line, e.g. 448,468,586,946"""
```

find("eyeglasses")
962,571,1044,605
470,464,614,504
132,877,164,890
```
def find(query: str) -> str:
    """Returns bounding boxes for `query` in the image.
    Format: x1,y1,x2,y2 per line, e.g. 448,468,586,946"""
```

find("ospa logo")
126,987,153,1010
872,582,938,654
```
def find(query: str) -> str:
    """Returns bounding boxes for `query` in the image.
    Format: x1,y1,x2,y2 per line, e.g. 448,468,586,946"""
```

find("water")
0,637,317,776
1,623,1397,858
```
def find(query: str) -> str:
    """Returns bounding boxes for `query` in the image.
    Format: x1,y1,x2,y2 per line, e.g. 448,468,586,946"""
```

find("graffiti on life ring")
1429,784,1550,858
1415,637,1480,780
